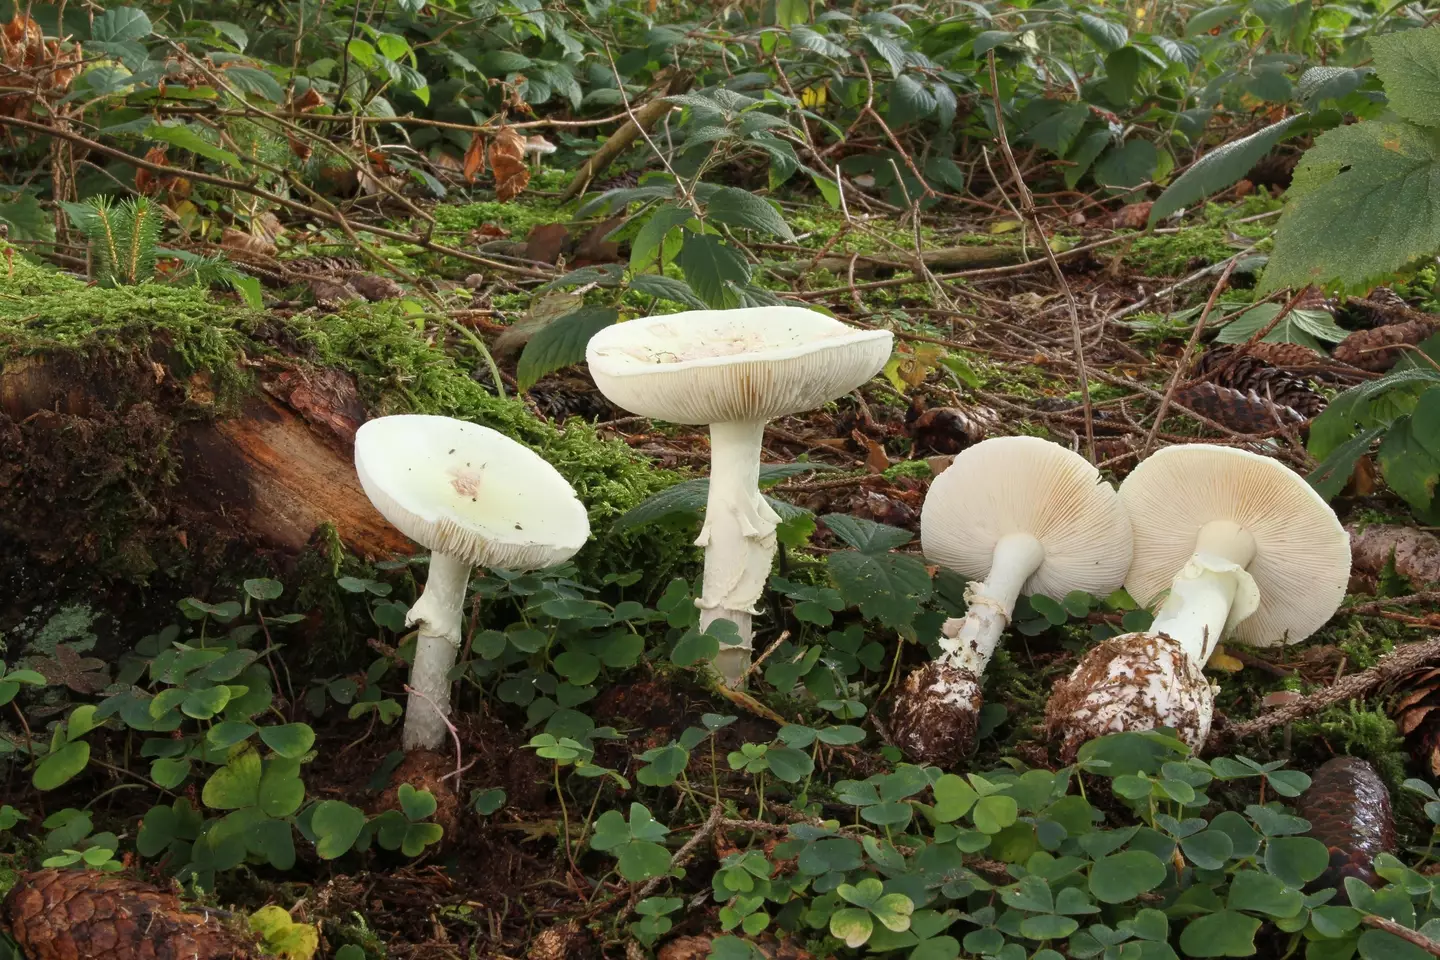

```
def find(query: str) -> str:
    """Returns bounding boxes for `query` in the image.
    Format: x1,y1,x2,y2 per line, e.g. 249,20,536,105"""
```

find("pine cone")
1,869,258,960
1333,319,1438,371
528,920,581,960
347,273,404,302
527,376,616,423
1241,341,1323,369
1391,668,1440,776
1345,288,1432,328
1174,381,1307,433
1194,346,1326,418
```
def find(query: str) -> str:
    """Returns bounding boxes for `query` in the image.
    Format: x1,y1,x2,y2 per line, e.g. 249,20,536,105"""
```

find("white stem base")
402,552,472,752
695,420,778,687
938,533,1044,676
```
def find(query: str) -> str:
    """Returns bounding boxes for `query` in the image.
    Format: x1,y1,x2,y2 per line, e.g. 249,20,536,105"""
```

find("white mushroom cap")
354,415,589,570
585,307,893,425
524,135,558,156
920,436,1133,598
1119,444,1350,647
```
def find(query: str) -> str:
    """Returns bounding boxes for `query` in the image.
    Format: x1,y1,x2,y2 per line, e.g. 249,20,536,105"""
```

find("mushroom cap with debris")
585,306,893,425
354,415,589,571
920,435,1133,598
1119,444,1349,647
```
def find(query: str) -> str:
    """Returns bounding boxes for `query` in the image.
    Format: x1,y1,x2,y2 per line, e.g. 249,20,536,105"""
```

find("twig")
1214,637,1440,746
1141,256,1241,456
1363,916,1440,958
742,630,791,684
986,51,1094,462
402,684,467,785
1104,247,1258,323
623,804,724,917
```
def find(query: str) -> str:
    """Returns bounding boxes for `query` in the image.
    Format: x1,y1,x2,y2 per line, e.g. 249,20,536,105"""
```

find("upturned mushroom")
354,415,590,751
1046,444,1350,756
586,306,892,686
889,436,1133,766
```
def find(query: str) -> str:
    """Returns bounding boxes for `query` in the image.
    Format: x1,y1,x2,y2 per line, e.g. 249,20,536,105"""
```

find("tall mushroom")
1046,445,1351,757
889,436,1133,766
586,306,892,686
354,415,590,751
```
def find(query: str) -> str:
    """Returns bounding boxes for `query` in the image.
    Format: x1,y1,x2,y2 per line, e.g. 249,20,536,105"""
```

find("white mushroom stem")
937,532,1045,676
1150,520,1260,666
696,420,780,687
402,552,472,751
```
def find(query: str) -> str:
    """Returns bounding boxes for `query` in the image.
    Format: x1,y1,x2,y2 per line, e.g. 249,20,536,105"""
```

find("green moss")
430,197,568,237
1123,227,1237,277
883,460,932,481
1294,704,1409,787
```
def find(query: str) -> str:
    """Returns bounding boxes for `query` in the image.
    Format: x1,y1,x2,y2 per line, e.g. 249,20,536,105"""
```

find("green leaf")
1215,302,1347,350
34,741,90,791
831,907,875,948
872,893,915,933
1265,835,1331,887
91,6,151,41
1180,828,1234,870
258,758,304,818
1095,138,1157,190
1358,928,1433,960
613,463,826,530
1066,129,1112,189
145,124,245,169
1089,850,1167,903
312,800,367,859
828,550,933,628
203,748,262,809
932,774,980,822
1378,415,1440,511
889,74,938,127
243,578,284,601
1228,870,1302,918
517,306,618,391
1186,4,1240,33
618,840,673,881
1150,115,1305,225
1263,120,1440,292
973,795,1018,834
630,204,693,272
823,514,913,553
1180,911,1261,957
1371,28,1440,128
260,723,315,759
151,757,192,789
707,188,796,241
676,232,750,308
1021,914,1080,940
766,746,814,783
1077,13,1127,52
629,273,706,308
1103,48,1142,106
398,783,438,821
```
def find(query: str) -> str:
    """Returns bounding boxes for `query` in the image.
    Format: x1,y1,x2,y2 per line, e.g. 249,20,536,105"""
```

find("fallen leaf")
852,429,890,474
524,223,571,265
489,126,530,202
29,643,109,694
221,227,276,259
463,132,486,183
135,146,168,195
574,215,625,263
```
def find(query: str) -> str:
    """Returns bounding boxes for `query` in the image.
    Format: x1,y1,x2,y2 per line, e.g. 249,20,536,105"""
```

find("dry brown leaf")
489,126,531,202
852,428,890,474
294,87,325,111
524,223,571,265
574,215,625,263
221,226,276,259
463,132,486,183
135,145,168,195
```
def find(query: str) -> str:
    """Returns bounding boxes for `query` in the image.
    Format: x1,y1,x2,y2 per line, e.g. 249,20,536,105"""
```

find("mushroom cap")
1120,444,1350,647
354,415,589,570
585,306,893,425
920,436,1133,598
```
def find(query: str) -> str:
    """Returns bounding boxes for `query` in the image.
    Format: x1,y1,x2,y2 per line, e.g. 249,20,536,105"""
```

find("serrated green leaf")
707,188,796,241
145,124,244,169
1371,28,1440,128
1150,115,1306,225
822,514,913,553
1263,120,1440,293
630,204,693,273
92,7,152,41
677,232,750,308
1077,13,1127,52
889,74,937,127
1095,137,1157,190
517,306,618,391
828,550,932,628
629,273,706,307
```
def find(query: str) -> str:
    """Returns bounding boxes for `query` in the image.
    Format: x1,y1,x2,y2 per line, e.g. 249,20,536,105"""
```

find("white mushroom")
524,135,557,171
889,436,1133,766
354,415,590,751
586,306,892,686
1047,445,1350,757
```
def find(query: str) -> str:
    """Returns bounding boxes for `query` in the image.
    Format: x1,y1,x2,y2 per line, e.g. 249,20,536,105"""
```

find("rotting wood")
1,351,415,563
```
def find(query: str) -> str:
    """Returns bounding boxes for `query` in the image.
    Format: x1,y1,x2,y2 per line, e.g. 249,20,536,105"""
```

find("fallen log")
1,348,415,576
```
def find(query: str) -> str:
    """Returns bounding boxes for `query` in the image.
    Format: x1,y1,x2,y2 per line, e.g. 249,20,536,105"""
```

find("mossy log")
0,253,680,583
1,350,413,572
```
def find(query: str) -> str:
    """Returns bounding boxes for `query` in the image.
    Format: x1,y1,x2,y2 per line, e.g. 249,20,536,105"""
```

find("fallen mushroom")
586,306,892,686
1046,445,1350,756
354,414,590,751
889,436,1133,766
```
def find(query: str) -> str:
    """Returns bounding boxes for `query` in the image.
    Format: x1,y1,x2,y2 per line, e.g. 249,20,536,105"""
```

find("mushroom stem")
938,533,1045,675
696,419,781,687
402,552,472,752
1151,554,1260,665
